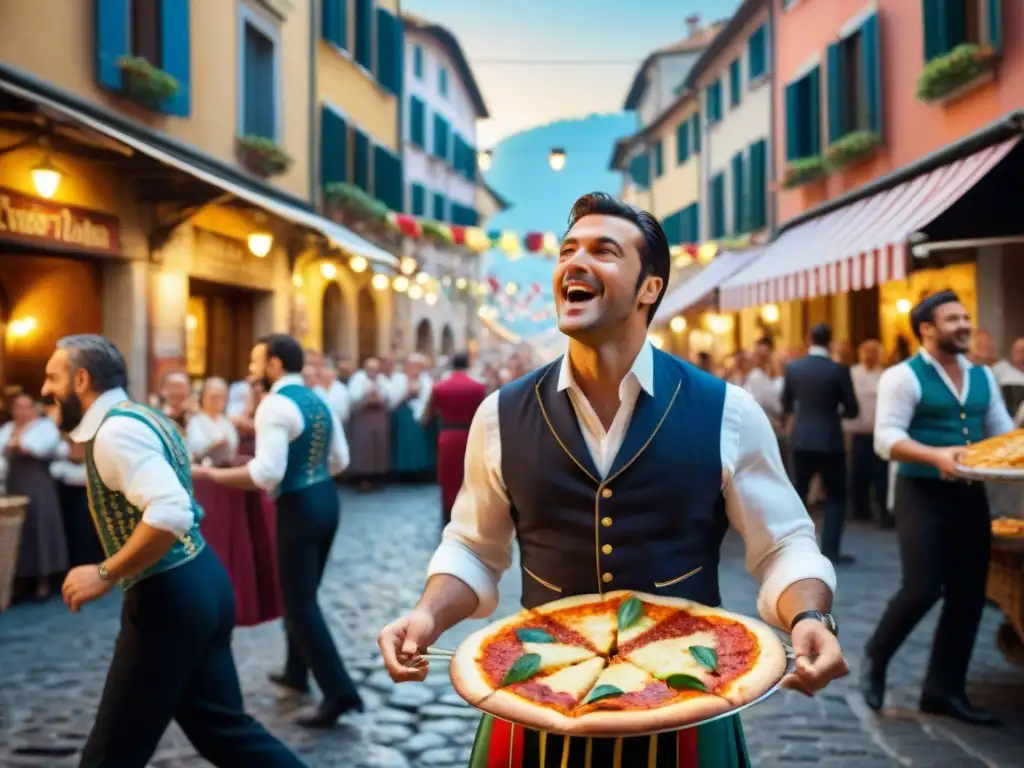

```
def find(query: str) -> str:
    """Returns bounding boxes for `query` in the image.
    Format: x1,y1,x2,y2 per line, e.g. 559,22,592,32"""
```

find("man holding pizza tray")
379,193,849,767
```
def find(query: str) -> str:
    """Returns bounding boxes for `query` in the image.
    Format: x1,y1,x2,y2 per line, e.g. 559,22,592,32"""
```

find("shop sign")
0,186,120,254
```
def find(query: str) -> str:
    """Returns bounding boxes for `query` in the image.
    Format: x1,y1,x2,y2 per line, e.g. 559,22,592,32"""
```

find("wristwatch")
790,610,838,636
97,562,112,581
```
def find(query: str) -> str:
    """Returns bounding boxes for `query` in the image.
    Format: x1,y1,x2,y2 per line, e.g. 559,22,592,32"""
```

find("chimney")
685,14,701,36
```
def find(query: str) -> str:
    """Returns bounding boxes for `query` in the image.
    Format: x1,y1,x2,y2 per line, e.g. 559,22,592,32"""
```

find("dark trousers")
792,449,848,559
865,476,991,697
849,433,891,523
80,547,305,768
276,480,358,702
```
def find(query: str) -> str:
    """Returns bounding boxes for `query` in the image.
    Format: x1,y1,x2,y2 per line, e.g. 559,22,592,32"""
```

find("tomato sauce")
511,681,577,711
588,681,677,711
478,616,594,686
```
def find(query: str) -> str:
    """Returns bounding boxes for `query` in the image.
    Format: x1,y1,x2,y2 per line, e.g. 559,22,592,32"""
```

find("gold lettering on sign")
0,188,120,253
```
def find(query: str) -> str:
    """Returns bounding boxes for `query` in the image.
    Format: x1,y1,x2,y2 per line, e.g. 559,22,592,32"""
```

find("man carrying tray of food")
379,193,849,767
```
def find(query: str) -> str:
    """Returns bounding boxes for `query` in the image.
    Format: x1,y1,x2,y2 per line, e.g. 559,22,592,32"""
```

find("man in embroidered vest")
378,193,850,767
862,291,1014,725
195,334,361,728
43,335,306,768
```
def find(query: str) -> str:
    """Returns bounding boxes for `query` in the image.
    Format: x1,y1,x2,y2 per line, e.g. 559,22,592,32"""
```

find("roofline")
623,53,659,110
482,182,511,211
402,17,490,119
685,0,765,89
608,89,699,171
779,110,1024,235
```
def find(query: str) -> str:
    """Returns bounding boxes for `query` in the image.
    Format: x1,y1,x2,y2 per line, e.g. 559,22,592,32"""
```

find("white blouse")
186,412,240,465
50,440,87,487
0,418,61,485
388,372,433,419
347,371,391,409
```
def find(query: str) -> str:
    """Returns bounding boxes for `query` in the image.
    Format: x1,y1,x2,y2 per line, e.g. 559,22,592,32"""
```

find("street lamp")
549,148,566,171
669,316,687,333
31,156,61,199
320,262,337,280
247,231,273,258
349,255,368,273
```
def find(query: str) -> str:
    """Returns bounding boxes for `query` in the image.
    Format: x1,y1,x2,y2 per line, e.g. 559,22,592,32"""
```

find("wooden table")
987,534,1024,664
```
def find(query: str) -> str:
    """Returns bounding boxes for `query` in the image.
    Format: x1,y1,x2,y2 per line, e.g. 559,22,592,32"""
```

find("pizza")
961,429,1024,470
449,591,788,736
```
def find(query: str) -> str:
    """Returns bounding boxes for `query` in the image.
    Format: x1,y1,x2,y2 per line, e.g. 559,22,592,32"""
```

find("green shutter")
988,0,1002,51
731,152,746,235
676,120,690,164
808,66,821,155
661,212,681,246
692,113,701,152
374,8,391,89
95,0,128,91
409,96,425,147
432,192,446,221
354,0,373,69
861,14,882,135
322,0,347,50
784,82,799,160
411,183,426,215
353,129,370,191
729,58,742,107
747,140,767,231
320,105,348,186
413,45,423,78
826,42,844,143
689,203,701,243
432,113,449,160
373,146,402,210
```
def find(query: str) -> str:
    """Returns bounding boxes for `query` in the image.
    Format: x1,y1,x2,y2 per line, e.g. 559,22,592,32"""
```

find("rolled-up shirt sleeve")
93,417,196,537
721,385,836,629
982,366,1015,437
426,392,514,618
873,365,918,460
246,397,294,491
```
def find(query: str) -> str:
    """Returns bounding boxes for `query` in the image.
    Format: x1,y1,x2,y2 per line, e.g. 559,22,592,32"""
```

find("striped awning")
719,137,1020,311
654,248,765,324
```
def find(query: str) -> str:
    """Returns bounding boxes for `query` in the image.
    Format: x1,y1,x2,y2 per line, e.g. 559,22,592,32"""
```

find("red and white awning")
654,248,765,324
719,137,1020,311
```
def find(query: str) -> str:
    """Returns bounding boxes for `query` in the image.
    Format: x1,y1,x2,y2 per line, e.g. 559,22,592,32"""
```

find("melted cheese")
622,631,718,683
521,642,596,672
591,661,653,694
536,657,607,699
563,612,617,654
617,614,659,647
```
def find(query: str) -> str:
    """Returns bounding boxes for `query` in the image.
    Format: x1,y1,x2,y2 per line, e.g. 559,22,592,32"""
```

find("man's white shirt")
428,341,836,630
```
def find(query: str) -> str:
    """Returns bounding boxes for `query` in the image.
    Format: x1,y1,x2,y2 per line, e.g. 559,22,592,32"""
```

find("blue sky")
402,0,742,147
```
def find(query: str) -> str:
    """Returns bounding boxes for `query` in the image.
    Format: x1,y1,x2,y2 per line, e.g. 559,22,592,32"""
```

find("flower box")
917,44,998,104
781,155,826,189
324,183,402,249
825,130,881,170
421,219,454,246
235,135,293,177
117,56,179,110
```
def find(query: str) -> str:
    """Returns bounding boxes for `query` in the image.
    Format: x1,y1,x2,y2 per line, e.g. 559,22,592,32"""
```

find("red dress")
431,373,487,522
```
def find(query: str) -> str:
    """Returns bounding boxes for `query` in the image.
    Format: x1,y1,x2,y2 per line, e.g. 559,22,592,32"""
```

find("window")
413,44,424,79
731,151,745,235
439,66,449,97
676,120,690,165
748,24,768,80
706,80,723,125
410,183,426,215
353,128,371,192
729,58,742,107
130,0,162,64
321,0,348,51
354,0,373,70
432,191,447,221
680,202,700,244
240,14,278,139
373,145,403,211
746,139,768,231
827,14,881,141
654,141,664,178
784,65,821,160
320,105,349,186
661,210,683,246
451,203,479,226
374,6,403,96
453,134,476,181
432,113,450,161
709,173,726,239
923,0,1002,60
409,96,426,148
629,152,650,189
692,112,701,152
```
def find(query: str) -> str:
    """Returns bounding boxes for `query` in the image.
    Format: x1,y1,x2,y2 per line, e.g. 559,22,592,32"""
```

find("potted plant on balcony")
781,155,826,189
421,219,454,246
916,43,998,104
324,182,388,231
825,130,881,170
235,135,293,177
117,56,179,110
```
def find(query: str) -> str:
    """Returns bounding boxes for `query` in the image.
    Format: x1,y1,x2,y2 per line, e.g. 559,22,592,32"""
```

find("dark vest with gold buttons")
497,349,729,610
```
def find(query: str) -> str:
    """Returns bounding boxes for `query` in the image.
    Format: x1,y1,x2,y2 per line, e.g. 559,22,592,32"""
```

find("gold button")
601,516,613,527
961,412,967,420
602,572,613,583
601,544,613,555
601,488,613,499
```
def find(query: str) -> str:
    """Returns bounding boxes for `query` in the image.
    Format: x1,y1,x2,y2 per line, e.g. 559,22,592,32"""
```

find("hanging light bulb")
349,255,368,273
425,292,438,306
670,316,687,333
549,148,566,171
393,275,410,292
247,231,273,258
505,282,518,295
896,298,912,314
31,156,62,199
455,277,468,290
408,284,424,300
761,303,780,323
320,262,337,280
478,150,493,171
399,256,418,275
415,272,430,285
371,273,390,291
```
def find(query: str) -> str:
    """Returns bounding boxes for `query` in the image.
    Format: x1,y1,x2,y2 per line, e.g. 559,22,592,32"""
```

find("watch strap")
790,609,836,634
98,562,111,581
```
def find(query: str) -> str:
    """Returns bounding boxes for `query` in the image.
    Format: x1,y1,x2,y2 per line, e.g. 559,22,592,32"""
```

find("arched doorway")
415,319,434,357
357,283,378,364
321,281,345,358
441,324,455,356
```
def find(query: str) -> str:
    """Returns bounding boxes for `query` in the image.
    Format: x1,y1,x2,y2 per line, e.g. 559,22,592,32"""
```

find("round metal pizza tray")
954,464,1024,483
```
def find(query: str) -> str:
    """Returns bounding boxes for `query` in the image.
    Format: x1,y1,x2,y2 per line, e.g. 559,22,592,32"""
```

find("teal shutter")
748,25,767,80
373,146,402,210
654,142,664,177
322,0,348,50
374,7,402,95
160,0,191,115
413,45,424,78
987,0,1002,51
629,153,650,188
432,192,446,221
861,14,882,135
354,0,373,69
688,203,700,243
692,113,701,152
320,106,348,185
409,96,425,147
729,58,742,107
411,183,426,215
808,67,821,155
710,174,726,239
748,139,767,230
676,120,690,164
943,0,966,51
922,0,943,60
731,152,746,235
95,0,128,91
826,41,844,143
353,129,370,191
784,82,799,160
432,113,449,160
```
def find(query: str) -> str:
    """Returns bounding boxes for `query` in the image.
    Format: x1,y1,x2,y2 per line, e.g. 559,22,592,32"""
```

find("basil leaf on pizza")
515,628,556,643
582,683,623,704
662,673,708,692
688,645,717,672
617,596,642,630
500,652,542,686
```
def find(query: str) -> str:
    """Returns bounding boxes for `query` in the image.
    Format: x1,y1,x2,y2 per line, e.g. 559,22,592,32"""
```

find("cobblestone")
1,485,1023,766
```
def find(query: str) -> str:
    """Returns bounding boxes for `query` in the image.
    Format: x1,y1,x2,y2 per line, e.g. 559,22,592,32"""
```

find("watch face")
823,614,838,635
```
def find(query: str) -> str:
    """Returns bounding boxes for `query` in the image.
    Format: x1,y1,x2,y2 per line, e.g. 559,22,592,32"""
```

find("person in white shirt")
346,357,391,489
843,340,893,528
378,192,847,767
186,377,240,467
194,334,359,728
318,355,351,425
388,354,433,479
992,336,1024,420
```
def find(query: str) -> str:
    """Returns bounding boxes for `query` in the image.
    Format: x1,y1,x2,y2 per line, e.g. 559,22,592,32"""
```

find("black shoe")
919,693,1001,726
295,695,364,728
860,659,886,712
268,672,309,695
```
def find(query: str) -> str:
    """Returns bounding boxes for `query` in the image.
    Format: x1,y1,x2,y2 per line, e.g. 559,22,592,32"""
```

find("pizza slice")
611,591,687,649
505,656,608,713
529,595,620,654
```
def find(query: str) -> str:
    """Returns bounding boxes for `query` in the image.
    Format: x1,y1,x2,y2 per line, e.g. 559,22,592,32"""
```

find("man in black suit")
782,324,859,564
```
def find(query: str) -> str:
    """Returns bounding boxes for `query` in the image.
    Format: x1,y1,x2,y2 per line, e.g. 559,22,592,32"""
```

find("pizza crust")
570,693,733,736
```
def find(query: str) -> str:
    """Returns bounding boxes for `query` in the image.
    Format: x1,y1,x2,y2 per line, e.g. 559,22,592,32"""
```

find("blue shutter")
710,174,726,239
160,0,191,116
432,192,446,221
748,140,767,231
374,7,402,95
826,41,844,143
95,0,128,91
749,25,767,80
729,58,742,107
374,146,402,210
353,129,370,191
409,96,425,147
322,0,347,50
731,152,745,235
784,82,799,160
354,0,373,69
676,120,690,164
413,45,423,78
320,106,348,186
432,113,449,160
411,183,426,215
861,14,882,135
629,153,650,189
692,113,701,153
987,0,1002,51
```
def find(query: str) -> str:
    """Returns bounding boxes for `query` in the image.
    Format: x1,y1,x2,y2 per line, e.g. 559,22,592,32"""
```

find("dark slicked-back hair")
566,192,670,325
451,352,470,370
910,290,961,341
258,334,304,374
810,323,832,348
56,334,129,393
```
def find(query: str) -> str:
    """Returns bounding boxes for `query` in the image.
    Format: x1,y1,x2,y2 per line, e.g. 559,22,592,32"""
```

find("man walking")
43,335,305,767
782,324,859,564
196,334,362,728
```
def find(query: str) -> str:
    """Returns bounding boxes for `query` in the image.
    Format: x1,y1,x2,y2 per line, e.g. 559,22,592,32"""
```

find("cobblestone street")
2,485,1024,767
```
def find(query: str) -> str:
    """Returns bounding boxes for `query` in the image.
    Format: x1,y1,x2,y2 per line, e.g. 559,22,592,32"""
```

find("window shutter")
676,120,690,165
409,97,425,147
987,0,1002,51
661,211,681,246
729,59,742,107
629,153,649,189
411,183,426,215
861,14,883,136
413,46,423,79
943,0,966,51
711,175,725,239
374,8,391,88
689,203,701,243
692,113,701,152
320,106,349,186
322,0,347,50
432,192,446,221
731,152,745,235
747,140,767,231
749,25,767,80
808,67,821,155
432,113,449,160
374,146,402,210
784,82,799,160
654,142,664,177
353,129,370,191
159,0,191,116
354,0,373,69
826,41,844,143
95,0,128,91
